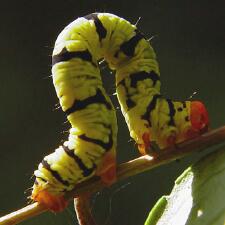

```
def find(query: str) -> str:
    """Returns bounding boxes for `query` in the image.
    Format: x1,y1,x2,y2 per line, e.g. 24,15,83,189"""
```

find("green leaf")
145,148,225,225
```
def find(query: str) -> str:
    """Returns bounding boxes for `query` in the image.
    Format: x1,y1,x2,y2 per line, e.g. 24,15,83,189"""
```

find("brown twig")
1,125,225,225
74,194,98,225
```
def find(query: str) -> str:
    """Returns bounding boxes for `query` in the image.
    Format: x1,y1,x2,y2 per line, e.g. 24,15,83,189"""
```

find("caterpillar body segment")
32,13,121,211
31,13,209,211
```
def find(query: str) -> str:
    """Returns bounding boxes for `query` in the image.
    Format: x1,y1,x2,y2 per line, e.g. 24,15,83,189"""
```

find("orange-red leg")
138,132,161,157
32,190,68,212
138,132,151,155
185,127,199,139
165,132,178,147
96,150,117,186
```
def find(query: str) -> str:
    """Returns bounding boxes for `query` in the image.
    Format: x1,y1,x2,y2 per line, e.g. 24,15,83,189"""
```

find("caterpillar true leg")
32,188,68,212
137,132,151,155
96,149,117,185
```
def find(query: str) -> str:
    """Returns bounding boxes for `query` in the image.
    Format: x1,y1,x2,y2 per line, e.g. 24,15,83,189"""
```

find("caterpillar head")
190,101,209,133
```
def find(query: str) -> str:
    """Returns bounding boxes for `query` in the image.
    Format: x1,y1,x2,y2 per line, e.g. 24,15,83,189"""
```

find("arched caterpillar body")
31,13,209,211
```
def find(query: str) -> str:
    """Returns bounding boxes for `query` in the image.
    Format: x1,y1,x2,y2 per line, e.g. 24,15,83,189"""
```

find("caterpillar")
31,12,209,212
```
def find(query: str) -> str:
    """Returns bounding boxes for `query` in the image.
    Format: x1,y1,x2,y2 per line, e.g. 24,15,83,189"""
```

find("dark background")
0,1,224,225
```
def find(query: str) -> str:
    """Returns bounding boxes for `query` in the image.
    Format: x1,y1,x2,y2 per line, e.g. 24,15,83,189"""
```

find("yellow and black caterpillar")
31,13,209,211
